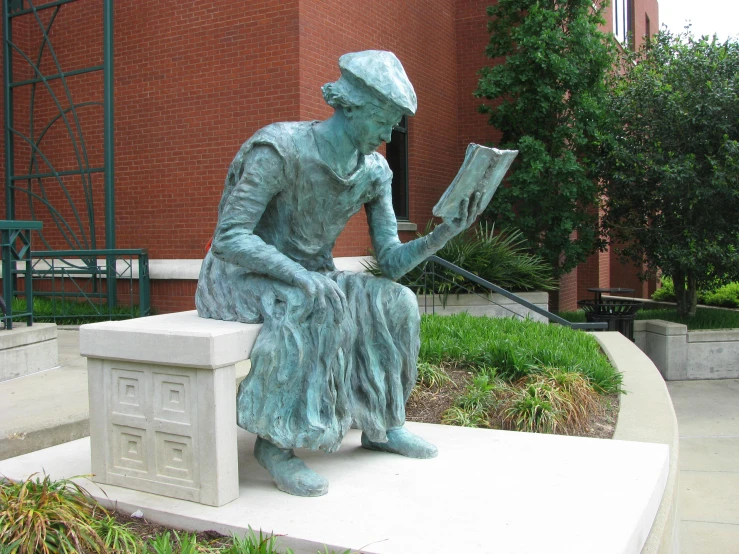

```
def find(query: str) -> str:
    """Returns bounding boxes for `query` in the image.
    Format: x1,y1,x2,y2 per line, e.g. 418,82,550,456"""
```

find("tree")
599,29,739,317
475,0,615,277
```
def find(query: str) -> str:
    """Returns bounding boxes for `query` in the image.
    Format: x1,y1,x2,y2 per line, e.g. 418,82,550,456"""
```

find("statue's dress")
197,122,427,453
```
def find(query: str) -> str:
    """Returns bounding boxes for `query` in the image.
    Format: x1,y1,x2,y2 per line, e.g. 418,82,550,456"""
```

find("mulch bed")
405,368,620,440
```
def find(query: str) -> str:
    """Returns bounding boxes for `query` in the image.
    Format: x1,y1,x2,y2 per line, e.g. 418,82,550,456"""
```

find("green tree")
475,0,615,277
599,29,739,317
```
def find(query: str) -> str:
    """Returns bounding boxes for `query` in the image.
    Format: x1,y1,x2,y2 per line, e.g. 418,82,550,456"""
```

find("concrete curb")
0,418,90,461
593,332,680,554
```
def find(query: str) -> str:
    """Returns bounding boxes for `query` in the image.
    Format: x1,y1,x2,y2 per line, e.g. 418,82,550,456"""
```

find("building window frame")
613,0,634,48
387,115,409,220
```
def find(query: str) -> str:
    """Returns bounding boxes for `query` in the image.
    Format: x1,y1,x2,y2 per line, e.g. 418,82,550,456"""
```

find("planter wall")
634,320,739,380
416,291,549,322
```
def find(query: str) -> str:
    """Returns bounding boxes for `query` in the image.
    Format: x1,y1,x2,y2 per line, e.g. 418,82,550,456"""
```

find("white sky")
659,0,739,41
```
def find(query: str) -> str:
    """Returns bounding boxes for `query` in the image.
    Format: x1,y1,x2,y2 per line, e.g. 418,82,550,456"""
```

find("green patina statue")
197,51,481,497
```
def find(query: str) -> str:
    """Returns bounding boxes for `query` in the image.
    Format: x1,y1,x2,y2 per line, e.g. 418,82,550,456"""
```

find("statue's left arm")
366,182,481,281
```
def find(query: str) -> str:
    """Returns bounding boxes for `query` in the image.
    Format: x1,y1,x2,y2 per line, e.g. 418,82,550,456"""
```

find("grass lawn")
557,306,739,330
411,314,621,436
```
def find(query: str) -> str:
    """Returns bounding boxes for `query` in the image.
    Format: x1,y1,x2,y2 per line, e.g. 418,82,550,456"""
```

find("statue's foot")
360,426,438,459
254,436,328,497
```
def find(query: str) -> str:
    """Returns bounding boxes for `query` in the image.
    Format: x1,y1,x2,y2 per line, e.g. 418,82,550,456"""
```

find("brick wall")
1,0,660,313
296,0,460,255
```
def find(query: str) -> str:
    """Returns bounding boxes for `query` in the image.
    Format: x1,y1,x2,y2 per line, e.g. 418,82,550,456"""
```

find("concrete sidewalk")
1,329,738,552
0,328,88,460
666,380,739,553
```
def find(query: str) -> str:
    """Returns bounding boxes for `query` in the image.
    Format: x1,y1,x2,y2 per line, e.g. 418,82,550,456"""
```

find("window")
613,0,634,47
386,115,409,220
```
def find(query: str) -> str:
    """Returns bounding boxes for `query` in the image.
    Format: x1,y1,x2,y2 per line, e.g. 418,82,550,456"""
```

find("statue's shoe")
254,436,329,497
360,426,438,459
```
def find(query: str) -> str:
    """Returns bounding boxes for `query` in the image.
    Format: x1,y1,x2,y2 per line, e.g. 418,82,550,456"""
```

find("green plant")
455,374,499,412
651,277,676,302
501,380,559,433
703,283,739,309
441,406,489,428
0,473,105,554
416,361,451,389
420,313,621,394
221,529,293,554
12,297,142,325
92,513,142,553
475,0,616,277
365,222,556,294
599,29,739,317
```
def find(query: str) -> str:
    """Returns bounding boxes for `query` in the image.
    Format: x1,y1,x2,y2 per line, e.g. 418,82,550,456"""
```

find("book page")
432,144,518,220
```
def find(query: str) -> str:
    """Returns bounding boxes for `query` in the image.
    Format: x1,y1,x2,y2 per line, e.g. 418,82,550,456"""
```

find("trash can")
577,298,642,341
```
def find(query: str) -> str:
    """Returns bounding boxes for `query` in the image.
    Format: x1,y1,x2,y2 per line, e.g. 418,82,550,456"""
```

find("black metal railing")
410,255,607,331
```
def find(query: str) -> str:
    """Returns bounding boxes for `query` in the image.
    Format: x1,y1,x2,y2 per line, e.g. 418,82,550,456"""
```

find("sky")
658,0,739,41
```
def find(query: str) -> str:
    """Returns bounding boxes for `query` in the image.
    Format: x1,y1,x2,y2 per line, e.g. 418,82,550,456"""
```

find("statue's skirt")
196,258,420,453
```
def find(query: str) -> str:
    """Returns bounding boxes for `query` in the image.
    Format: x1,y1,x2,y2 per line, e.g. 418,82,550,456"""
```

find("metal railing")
1,219,42,329
24,249,151,323
411,255,607,331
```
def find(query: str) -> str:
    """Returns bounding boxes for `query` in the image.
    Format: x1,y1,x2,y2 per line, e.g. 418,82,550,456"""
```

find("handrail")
426,255,608,331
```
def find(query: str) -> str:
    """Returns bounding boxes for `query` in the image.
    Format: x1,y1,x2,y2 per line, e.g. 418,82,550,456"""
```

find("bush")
652,277,739,309
365,223,556,294
651,277,675,302
703,283,739,309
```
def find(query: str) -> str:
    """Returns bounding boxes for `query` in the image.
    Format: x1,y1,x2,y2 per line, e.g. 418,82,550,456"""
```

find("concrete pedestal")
0,422,669,554
0,323,58,382
80,311,262,507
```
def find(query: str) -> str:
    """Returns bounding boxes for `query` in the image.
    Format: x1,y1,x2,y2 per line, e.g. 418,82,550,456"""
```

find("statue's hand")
434,191,482,243
292,270,347,324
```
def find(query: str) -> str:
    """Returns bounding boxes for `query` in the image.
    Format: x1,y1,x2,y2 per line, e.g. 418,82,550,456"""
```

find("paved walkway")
666,379,739,553
1,330,738,552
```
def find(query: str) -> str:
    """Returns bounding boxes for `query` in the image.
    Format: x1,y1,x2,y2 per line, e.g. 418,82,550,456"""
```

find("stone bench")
80,311,261,506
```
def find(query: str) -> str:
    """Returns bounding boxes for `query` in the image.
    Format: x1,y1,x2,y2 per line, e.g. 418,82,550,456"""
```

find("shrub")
652,277,739,309
365,223,556,295
651,277,675,302
703,283,739,309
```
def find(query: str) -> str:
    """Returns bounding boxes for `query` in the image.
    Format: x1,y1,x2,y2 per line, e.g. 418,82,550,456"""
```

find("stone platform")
0,421,669,554
0,323,58,382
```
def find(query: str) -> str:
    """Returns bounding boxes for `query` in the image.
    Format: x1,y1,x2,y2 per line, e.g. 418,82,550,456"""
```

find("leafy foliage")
475,0,616,277
420,313,621,394
365,222,556,294
599,29,739,317
653,277,739,309
0,473,105,554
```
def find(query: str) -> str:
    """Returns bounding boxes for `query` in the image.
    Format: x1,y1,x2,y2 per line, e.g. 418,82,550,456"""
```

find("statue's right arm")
210,145,307,286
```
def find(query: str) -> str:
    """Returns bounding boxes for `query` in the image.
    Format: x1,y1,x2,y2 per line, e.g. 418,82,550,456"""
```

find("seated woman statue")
197,50,481,497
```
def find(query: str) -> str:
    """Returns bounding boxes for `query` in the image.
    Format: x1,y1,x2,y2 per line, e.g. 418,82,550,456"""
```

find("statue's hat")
339,51,417,115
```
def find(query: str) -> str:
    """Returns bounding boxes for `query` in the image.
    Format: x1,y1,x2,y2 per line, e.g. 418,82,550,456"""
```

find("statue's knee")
394,285,421,323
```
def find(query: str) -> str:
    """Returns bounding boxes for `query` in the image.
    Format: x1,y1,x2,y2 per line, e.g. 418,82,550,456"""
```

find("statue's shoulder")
240,121,307,158
365,152,393,192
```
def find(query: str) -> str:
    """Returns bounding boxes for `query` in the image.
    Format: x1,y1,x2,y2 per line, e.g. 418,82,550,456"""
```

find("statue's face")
345,103,403,156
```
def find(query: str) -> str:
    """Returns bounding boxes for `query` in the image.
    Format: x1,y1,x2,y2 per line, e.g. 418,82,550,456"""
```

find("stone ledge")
0,323,58,382
0,322,57,350
80,311,261,369
593,332,680,554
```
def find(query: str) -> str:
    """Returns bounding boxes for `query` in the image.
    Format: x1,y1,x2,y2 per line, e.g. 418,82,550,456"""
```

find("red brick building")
1,0,659,314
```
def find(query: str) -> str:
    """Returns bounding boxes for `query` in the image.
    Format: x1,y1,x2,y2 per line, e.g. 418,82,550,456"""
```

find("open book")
432,143,518,220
